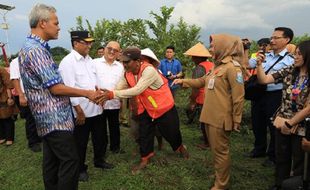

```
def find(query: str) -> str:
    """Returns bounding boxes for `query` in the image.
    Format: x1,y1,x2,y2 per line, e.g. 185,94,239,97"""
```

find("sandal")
0,139,6,144
6,141,13,146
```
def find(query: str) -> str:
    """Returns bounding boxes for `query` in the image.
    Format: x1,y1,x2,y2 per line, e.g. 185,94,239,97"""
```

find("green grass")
0,101,274,190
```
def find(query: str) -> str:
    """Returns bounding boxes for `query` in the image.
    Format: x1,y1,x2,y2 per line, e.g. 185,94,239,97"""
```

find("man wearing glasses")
93,41,125,154
59,31,113,182
247,27,294,188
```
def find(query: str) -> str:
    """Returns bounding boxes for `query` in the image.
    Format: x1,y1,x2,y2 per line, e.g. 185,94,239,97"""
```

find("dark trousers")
0,117,15,141
138,106,182,157
102,109,120,151
73,114,106,172
275,132,304,186
251,90,282,161
42,131,79,190
14,96,41,147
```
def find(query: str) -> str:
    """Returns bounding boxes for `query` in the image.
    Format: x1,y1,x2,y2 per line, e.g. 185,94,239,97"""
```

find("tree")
50,46,70,64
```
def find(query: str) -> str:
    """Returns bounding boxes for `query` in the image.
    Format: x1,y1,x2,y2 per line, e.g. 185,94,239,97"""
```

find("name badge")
208,78,215,89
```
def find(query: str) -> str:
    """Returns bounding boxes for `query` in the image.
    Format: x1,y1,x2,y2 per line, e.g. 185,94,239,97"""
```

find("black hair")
274,27,294,44
166,45,175,51
291,40,310,86
97,46,105,51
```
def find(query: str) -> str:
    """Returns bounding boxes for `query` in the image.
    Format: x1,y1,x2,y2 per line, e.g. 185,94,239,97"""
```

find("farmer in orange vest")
184,42,214,149
98,47,189,174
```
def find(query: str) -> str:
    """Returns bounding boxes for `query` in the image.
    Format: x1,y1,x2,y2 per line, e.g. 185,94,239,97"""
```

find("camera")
166,71,172,78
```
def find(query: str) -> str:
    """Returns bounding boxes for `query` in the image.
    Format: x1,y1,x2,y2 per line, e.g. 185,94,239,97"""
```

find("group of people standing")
2,2,310,190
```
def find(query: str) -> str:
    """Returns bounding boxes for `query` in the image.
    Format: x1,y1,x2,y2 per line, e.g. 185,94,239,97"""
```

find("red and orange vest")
125,62,174,119
196,61,214,105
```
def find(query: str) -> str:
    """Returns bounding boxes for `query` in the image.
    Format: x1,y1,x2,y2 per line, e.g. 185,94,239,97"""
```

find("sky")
1,0,310,56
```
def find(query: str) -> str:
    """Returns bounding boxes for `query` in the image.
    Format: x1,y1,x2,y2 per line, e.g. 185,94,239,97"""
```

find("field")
0,98,274,190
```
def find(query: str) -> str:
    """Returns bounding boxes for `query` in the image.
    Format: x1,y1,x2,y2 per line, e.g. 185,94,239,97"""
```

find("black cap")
257,38,270,46
70,31,94,42
120,47,141,62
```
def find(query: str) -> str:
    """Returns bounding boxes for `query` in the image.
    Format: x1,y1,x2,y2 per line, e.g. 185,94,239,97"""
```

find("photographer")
256,39,310,190
246,28,294,174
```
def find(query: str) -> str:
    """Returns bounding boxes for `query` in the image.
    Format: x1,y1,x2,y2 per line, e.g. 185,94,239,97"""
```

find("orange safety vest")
196,61,214,105
125,62,174,119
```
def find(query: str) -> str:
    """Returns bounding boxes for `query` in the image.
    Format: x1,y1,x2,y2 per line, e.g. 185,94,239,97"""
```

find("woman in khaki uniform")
173,34,245,190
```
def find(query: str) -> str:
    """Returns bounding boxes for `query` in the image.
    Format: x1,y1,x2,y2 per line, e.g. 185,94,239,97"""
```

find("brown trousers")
205,124,231,190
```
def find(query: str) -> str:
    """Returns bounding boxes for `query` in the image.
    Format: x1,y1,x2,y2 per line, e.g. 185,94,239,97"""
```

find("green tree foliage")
291,33,310,45
71,6,201,67
50,46,70,64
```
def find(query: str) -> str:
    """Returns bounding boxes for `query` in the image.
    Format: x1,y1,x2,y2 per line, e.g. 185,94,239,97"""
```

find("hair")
97,46,105,51
29,4,56,28
274,27,294,44
291,40,310,86
166,45,175,51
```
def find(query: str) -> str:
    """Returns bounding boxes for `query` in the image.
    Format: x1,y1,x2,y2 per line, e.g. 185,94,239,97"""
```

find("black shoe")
94,161,114,169
78,171,89,182
262,159,275,167
246,150,266,158
29,144,41,152
111,149,126,154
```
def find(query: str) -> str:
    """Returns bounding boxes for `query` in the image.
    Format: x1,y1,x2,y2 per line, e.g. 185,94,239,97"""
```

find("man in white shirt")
9,57,41,152
59,31,113,182
93,41,125,154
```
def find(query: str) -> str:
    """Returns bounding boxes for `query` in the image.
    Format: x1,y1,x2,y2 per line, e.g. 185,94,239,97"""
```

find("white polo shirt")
59,50,102,117
9,57,25,93
93,57,124,110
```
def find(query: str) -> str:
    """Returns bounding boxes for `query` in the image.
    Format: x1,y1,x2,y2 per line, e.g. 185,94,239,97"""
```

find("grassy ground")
0,99,274,190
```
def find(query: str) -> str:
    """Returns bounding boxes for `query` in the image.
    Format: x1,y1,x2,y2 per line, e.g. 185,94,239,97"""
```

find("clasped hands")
86,87,113,106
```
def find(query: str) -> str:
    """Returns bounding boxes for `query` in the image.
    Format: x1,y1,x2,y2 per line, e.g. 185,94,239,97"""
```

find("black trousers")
251,90,282,161
102,109,120,151
275,132,304,186
0,117,15,141
73,114,106,172
138,106,182,157
42,131,79,190
14,96,41,147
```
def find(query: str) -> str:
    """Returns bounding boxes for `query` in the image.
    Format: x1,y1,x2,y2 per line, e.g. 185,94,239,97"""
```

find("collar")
27,33,50,51
71,49,90,61
221,56,233,64
267,48,288,58
102,57,119,65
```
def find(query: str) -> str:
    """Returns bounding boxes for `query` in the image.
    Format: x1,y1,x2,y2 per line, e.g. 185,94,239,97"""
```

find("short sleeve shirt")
272,66,310,118
18,34,74,137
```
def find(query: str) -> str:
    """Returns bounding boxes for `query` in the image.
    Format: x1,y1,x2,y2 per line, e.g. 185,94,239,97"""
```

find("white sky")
1,0,310,55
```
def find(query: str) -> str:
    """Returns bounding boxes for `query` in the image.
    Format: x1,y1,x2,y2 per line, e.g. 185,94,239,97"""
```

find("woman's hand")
171,79,183,87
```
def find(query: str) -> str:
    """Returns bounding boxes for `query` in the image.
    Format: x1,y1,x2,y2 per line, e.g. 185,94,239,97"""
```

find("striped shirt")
18,34,74,137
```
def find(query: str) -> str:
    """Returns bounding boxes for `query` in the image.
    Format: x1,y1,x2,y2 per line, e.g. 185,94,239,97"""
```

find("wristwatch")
285,121,293,129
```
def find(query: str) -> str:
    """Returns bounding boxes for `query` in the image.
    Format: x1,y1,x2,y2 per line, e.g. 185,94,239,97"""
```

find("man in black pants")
247,28,294,169
10,57,41,152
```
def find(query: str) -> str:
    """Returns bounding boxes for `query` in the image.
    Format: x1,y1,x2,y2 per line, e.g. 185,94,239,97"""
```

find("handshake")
86,87,114,106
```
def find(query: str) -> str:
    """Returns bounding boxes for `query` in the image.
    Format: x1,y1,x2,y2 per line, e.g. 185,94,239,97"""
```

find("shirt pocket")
75,71,89,88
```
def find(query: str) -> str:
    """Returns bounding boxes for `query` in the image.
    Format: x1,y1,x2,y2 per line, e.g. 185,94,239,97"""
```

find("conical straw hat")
184,42,211,57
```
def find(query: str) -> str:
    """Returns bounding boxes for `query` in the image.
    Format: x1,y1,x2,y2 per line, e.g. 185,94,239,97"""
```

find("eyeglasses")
270,36,286,40
77,40,93,46
106,46,120,53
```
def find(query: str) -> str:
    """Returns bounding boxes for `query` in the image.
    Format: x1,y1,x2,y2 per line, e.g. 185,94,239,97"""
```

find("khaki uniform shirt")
182,56,244,130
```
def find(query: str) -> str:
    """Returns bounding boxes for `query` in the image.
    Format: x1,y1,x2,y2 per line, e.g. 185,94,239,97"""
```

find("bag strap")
265,52,289,74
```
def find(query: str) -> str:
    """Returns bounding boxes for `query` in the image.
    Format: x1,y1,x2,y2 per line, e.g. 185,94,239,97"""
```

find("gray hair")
29,4,56,28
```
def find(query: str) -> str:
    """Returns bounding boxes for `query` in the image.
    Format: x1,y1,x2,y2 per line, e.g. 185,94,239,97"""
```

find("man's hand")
85,88,104,104
74,106,86,126
19,94,28,107
7,98,14,106
302,138,310,152
280,125,291,135
256,51,266,66
96,89,114,106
